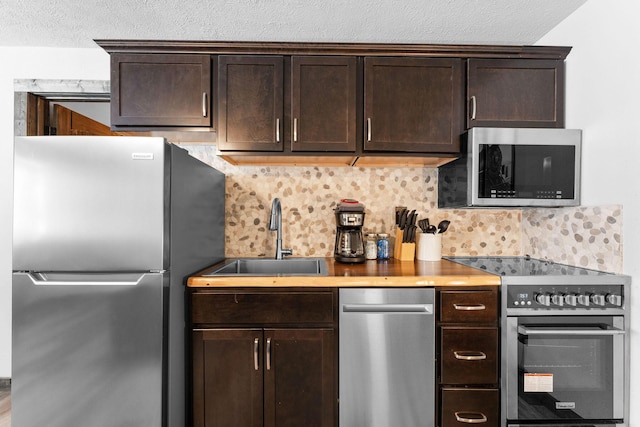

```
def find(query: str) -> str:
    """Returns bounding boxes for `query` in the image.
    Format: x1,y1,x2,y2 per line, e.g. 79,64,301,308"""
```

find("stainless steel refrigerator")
12,136,225,427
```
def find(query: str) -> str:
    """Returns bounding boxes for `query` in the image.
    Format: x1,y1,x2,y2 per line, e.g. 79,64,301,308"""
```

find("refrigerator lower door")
12,271,166,427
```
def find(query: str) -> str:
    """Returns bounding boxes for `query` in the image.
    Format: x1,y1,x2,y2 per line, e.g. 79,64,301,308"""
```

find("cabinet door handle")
367,118,372,142
266,337,272,371
470,95,477,120
454,351,487,361
253,338,260,371
293,118,298,142
453,303,486,311
202,92,207,117
276,118,280,143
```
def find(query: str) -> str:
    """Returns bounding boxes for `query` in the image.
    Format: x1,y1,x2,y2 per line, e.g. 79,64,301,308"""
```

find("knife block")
394,228,415,261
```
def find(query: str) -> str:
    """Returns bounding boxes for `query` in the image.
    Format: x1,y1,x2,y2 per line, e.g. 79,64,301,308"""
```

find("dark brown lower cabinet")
190,288,337,427
193,328,334,427
436,287,500,427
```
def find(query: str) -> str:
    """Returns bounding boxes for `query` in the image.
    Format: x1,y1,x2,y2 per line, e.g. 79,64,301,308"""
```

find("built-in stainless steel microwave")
438,128,582,208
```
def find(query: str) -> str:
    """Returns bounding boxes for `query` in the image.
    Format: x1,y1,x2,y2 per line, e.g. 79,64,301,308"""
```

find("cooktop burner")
445,255,610,277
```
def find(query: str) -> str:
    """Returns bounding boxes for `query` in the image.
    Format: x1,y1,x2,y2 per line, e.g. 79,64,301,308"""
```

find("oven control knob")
606,294,622,306
577,294,590,306
535,293,551,306
564,294,578,306
590,293,606,306
551,294,564,306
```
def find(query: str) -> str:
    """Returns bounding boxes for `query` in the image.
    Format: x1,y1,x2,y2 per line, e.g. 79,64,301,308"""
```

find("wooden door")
192,329,264,427
263,328,336,427
364,57,463,153
54,104,136,136
291,56,357,152
218,55,284,151
110,53,212,128
467,58,565,128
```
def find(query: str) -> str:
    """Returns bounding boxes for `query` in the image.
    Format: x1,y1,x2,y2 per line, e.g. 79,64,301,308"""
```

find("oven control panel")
506,284,625,309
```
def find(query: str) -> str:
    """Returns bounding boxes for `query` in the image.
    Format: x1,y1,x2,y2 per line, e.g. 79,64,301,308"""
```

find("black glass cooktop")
445,256,611,277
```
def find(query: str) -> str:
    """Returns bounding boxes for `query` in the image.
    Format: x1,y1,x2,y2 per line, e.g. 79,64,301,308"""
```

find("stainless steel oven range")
446,256,630,427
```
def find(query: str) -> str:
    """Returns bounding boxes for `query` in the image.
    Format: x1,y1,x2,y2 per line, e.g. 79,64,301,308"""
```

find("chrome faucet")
269,198,293,260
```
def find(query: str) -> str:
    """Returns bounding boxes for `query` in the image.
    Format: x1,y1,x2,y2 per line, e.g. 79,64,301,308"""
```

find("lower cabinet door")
264,328,336,427
441,388,499,427
193,329,264,427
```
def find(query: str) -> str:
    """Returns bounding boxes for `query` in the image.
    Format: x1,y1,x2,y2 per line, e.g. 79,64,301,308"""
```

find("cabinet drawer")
191,290,335,325
440,327,498,385
441,388,499,427
440,290,498,323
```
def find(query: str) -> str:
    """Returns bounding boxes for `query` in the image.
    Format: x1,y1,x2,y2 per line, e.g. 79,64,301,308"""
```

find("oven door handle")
518,325,626,336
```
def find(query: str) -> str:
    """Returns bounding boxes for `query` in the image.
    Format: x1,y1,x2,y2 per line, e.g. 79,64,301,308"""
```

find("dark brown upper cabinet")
467,58,565,128
291,56,358,152
217,55,284,151
110,53,212,128
364,57,464,154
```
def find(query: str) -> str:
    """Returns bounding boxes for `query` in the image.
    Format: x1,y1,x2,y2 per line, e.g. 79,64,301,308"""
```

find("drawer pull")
455,411,488,424
453,303,486,311
276,118,281,143
253,338,260,371
454,351,487,361
266,337,272,371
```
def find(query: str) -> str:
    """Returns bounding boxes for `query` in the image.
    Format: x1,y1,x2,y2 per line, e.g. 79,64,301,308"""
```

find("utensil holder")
416,233,442,261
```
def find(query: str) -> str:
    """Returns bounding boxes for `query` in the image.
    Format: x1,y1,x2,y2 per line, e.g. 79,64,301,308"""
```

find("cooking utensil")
418,218,429,233
437,220,450,234
426,225,437,234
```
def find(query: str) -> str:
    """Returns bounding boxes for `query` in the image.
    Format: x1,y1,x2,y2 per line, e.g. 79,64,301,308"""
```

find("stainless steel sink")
204,257,328,276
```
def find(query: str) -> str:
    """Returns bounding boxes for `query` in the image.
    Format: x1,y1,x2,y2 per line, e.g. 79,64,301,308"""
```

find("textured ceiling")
2,0,586,48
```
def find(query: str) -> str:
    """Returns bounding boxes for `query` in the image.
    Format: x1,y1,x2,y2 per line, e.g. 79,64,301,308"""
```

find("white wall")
538,0,640,424
0,47,110,377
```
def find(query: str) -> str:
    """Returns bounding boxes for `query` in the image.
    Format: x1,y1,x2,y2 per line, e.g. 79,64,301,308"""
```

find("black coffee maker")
334,199,366,263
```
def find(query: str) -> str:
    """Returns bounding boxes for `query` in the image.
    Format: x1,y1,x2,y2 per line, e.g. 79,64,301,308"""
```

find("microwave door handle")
518,325,626,336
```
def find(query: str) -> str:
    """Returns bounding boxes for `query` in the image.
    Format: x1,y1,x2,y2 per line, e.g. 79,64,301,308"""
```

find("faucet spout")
269,198,293,260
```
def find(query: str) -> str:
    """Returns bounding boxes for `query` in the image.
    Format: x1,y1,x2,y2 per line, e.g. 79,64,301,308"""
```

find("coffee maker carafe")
334,199,366,263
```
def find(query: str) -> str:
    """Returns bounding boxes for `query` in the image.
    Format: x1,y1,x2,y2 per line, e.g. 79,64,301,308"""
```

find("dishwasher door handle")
342,303,433,314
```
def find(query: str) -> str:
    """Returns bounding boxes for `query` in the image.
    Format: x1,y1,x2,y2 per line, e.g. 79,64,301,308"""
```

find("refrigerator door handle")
25,272,153,286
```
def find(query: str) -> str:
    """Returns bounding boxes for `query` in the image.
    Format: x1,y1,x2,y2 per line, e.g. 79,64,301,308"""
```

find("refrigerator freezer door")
11,271,165,427
13,136,168,272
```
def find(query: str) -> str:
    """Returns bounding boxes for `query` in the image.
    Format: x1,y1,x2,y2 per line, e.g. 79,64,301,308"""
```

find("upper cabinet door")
364,57,463,153
291,56,358,152
467,59,565,128
110,54,212,127
218,55,284,151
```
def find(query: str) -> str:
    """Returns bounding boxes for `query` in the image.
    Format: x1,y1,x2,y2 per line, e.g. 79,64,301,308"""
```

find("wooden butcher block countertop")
187,257,500,288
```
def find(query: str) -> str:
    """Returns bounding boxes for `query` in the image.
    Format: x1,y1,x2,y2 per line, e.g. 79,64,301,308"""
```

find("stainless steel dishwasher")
340,288,435,427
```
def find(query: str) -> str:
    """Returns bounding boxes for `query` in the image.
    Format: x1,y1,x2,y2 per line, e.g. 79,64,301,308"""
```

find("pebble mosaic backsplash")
523,205,623,273
184,144,623,273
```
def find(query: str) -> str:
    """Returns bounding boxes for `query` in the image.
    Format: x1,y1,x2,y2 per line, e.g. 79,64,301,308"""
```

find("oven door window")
516,318,624,422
